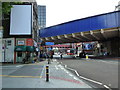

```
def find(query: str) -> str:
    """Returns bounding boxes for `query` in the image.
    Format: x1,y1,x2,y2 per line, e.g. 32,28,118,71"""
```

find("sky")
36,0,119,27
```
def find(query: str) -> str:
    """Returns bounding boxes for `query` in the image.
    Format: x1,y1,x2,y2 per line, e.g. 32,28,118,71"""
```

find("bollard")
86,55,88,59
46,65,49,82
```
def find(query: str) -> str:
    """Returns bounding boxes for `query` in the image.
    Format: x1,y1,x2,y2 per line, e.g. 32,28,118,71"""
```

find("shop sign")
26,39,33,46
18,40,25,45
45,42,54,46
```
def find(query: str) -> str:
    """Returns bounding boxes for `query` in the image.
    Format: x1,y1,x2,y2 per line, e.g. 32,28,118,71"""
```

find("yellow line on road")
0,75,8,77
0,75,42,78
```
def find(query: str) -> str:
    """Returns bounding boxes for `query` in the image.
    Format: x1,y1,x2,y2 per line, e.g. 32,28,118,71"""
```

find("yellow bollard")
86,55,88,59
46,65,49,82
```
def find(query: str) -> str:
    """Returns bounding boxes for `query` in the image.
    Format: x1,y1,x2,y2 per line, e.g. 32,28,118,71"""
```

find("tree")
0,1,23,20
0,1,23,29
1,2,13,15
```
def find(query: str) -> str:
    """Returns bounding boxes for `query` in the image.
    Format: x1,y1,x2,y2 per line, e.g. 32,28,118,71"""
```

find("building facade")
1,1,39,63
116,1,120,11
38,5,46,29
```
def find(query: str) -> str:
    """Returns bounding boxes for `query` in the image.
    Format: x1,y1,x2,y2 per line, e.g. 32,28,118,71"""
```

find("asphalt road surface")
58,59,119,89
1,60,95,89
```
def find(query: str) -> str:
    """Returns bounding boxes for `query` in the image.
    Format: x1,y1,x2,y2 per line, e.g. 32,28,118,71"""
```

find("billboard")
10,5,32,35
83,42,95,50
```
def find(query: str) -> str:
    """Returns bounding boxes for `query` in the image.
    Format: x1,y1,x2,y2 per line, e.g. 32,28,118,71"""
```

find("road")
58,59,119,89
1,60,94,89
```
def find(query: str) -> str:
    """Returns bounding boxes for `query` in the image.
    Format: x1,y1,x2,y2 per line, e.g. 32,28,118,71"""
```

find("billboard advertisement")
10,5,32,35
83,42,95,50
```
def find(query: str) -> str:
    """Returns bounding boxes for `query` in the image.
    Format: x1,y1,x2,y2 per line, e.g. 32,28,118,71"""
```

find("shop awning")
14,46,26,52
26,46,35,52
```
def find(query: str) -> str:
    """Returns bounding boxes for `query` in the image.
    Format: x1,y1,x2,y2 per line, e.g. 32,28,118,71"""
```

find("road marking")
55,65,58,70
103,85,112,90
0,75,8,77
16,65,23,67
66,71,69,74
0,75,40,78
74,70,80,76
40,65,45,78
58,64,64,70
79,76,102,85
65,65,67,68
64,64,112,90
69,74,73,77
68,67,102,85
73,77,78,80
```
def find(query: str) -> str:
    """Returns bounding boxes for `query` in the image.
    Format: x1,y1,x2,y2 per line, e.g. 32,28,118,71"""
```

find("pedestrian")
26,52,30,61
60,52,63,59
22,58,26,64
50,50,54,60
33,55,37,63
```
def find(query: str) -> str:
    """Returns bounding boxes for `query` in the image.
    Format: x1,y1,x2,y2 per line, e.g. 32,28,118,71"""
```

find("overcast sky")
36,0,119,27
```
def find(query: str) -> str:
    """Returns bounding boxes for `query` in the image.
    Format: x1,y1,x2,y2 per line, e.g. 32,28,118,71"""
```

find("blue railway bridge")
39,11,120,56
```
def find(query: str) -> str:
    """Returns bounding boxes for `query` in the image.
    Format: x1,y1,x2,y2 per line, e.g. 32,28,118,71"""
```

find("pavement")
1,59,95,89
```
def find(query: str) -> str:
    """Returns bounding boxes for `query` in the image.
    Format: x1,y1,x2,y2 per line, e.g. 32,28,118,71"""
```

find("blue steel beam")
40,11,120,38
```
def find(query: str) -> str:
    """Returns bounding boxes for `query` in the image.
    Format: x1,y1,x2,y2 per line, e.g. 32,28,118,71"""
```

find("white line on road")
69,74,73,77
79,76,103,85
65,65,67,68
65,64,112,90
40,65,45,78
55,65,58,70
16,65,24,67
65,71,69,74
73,77,78,80
74,70,80,77
58,64,65,70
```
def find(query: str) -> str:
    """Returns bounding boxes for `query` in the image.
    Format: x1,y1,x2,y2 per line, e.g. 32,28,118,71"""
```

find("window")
7,40,11,46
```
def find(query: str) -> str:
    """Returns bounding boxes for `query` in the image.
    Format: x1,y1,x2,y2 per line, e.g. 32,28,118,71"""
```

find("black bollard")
46,65,49,82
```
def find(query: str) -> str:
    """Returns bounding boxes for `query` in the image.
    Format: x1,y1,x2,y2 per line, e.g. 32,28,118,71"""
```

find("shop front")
15,38,36,63
15,45,26,63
